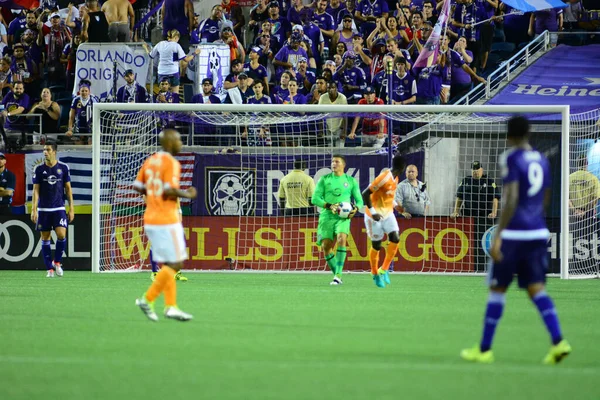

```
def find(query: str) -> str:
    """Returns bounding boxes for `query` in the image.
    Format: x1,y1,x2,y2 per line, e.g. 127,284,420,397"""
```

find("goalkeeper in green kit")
312,155,364,285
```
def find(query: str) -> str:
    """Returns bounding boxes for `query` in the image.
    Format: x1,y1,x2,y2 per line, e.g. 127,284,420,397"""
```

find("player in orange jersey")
361,155,405,288
132,129,197,322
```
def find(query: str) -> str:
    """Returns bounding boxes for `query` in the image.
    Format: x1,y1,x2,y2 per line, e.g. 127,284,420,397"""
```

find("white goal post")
92,103,573,277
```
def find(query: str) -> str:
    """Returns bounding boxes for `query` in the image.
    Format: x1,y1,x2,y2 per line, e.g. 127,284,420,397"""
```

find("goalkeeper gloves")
325,203,340,214
348,205,358,219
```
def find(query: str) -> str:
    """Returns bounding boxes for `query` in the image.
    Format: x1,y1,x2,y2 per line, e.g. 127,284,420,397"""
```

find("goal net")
92,103,589,278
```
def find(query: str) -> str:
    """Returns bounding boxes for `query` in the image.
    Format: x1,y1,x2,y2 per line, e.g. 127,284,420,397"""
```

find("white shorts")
144,223,187,263
364,213,399,241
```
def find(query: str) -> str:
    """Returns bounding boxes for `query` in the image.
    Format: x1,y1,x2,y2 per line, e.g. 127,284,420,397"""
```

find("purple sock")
480,292,505,352
41,240,53,270
533,291,563,345
149,249,160,272
54,238,66,264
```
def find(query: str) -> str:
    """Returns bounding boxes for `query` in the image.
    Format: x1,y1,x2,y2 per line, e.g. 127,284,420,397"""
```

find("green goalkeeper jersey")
312,173,364,214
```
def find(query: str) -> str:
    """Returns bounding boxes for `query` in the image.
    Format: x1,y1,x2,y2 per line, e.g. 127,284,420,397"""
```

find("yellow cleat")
175,271,188,282
460,345,494,364
543,340,572,365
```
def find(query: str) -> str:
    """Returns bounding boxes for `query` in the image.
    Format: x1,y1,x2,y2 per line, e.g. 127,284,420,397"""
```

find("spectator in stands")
300,8,324,68
190,13,200,45
343,0,358,25
221,0,245,43
116,69,149,103
192,78,222,104
22,29,42,75
386,37,411,67
293,56,315,95
395,164,430,218
0,152,15,215
368,38,388,78
216,23,245,63
409,10,426,43
333,54,343,69
564,0,584,31
247,80,271,104
318,80,348,147
351,34,372,81
452,0,480,71
329,0,347,25
332,16,355,53
42,13,70,86
288,0,306,25
2,81,30,138
154,77,180,104
234,72,253,104
268,2,291,43
441,35,485,103
422,1,438,26
162,0,194,51
62,33,81,92
11,43,39,99
279,78,306,104
8,9,26,47
323,59,337,74
476,0,497,71
307,75,328,104
24,10,41,44
334,41,348,59
371,54,393,98
529,7,563,47
67,80,98,144
244,46,270,95
82,0,110,43
355,0,389,37
387,56,417,105
249,0,270,37
273,32,308,80
349,86,386,148
148,29,200,95
413,53,447,104
224,59,245,90
66,5,84,32
333,51,366,103
30,88,60,135
272,70,291,103
102,0,135,42
198,5,224,43
314,0,336,51
0,57,12,97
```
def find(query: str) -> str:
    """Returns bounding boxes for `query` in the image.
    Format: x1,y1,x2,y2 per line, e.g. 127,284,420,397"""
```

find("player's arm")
311,177,337,212
361,186,381,221
31,183,39,223
347,178,363,218
164,186,197,199
490,181,518,262
65,181,75,222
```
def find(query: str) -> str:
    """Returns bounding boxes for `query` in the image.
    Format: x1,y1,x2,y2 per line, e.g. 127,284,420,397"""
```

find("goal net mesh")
92,105,597,278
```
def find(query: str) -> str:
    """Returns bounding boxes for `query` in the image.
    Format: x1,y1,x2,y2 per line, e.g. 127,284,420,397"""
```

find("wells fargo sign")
109,217,475,271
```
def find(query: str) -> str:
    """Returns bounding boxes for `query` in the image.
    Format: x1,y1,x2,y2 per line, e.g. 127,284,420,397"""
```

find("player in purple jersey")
461,116,571,365
31,143,74,278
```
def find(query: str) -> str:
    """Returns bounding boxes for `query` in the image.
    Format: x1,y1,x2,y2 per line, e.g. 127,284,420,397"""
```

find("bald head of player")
159,129,183,155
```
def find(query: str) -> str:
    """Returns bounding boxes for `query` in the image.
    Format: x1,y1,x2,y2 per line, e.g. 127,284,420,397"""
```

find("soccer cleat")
330,277,343,285
175,271,188,281
150,272,158,282
164,306,193,321
372,274,385,288
135,296,158,322
53,262,63,277
543,340,572,365
378,268,391,285
46,269,55,278
460,345,494,364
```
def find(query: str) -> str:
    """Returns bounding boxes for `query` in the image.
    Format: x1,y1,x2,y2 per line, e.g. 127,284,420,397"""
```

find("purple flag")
413,0,451,68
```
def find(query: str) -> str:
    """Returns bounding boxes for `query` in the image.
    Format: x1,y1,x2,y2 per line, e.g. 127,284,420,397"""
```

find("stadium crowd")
0,0,596,149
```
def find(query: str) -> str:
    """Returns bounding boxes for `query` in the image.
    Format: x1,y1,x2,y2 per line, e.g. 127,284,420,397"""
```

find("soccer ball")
337,202,354,219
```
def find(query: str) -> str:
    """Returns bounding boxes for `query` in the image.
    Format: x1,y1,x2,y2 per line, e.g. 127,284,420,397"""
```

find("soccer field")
1,272,599,400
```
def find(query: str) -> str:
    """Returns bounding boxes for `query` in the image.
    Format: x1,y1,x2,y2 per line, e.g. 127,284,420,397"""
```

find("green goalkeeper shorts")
316,212,351,246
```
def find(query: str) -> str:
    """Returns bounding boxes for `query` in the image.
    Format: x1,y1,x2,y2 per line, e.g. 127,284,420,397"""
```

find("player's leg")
54,224,67,278
318,215,338,281
521,240,571,364
365,214,385,287
461,241,516,363
334,232,348,282
378,214,401,284
40,231,55,277
149,249,160,281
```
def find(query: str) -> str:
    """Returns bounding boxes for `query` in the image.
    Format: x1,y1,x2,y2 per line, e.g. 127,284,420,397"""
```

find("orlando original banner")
73,43,150,99
192,154,391,217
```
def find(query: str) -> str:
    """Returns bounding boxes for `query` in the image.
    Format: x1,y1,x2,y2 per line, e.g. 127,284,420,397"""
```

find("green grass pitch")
1,271,599,400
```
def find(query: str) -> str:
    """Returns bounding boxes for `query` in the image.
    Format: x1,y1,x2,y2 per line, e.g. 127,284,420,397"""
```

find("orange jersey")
368,169,398,218
135,151,181,225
